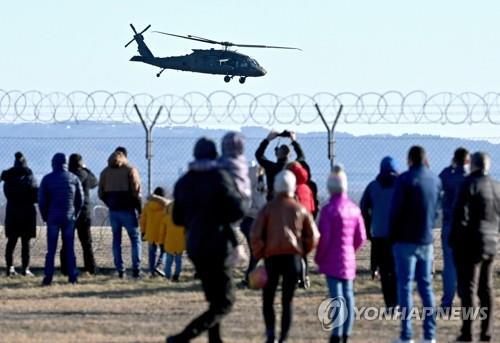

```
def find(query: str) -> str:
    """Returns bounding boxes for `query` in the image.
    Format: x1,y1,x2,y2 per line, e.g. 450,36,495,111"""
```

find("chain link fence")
0,90,499,271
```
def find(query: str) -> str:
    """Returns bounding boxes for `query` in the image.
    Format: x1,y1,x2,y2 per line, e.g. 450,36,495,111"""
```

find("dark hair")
15,152,24,160
408,146,426,166
68,153,83,172
153,187,166,197
453,147,469,166
193,137,217,160
115,146,128,157
471,151,491,172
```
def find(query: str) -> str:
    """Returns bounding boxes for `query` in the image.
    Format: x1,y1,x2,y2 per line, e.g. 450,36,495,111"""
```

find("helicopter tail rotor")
125,24,152,48
125,24,155,59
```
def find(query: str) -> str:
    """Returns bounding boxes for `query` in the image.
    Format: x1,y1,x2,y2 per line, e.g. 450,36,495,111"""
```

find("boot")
330,336,341,343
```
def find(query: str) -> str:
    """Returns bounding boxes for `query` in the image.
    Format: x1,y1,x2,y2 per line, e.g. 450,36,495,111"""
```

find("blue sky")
2,1,500,95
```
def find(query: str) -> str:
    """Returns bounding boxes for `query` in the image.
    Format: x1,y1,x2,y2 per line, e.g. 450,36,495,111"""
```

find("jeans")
440,223,456,308
165,253,182,279
263,254,300,342
148,243,164,274
44,218,77,283
109,210,141,272
5,236,31,269
326,277,354,338
393,243,436,341
371,237,398,308
455,254,494,339
61,214,97,274
171,257,234,343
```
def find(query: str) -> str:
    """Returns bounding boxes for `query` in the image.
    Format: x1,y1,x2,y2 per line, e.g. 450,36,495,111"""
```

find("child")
218,131,251,266
140,187,169,277
160,201,186,281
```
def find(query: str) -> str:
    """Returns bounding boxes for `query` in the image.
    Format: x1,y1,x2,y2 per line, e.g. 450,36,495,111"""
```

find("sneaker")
392,339,414,343
154,267,166,277
418,340,436,343
132,269,141,279
456,334,472,342
6,266,17,277
480,334,492,342
41,277,52,286
118,270,125,279
172,275,179,282
22,268,35,277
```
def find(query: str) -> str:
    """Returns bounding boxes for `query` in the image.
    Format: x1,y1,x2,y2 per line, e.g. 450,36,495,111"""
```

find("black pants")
5,236,30,269
263,254,300,342
61,214,96,274
240,216,258,281
455,254,494,339
371,237,398,308
172,257,235,343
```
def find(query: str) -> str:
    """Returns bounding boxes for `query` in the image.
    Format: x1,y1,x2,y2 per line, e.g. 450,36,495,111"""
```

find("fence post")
314,103,343,172
134,104,163,196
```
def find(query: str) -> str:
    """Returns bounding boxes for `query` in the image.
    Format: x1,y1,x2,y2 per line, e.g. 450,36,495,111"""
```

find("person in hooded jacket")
167,137,245,343
360,156,399,309
38,153,83,285
1,152,38,277
60,153,98,275
140,186,169,277
286,161,315,214
99,147,142,278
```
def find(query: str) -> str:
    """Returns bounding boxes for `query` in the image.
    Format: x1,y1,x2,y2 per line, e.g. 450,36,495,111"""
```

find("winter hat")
380,156,397,174
115,146,128,157
327,167,348,195
274,170,296,196
153,186,166,197
69,153,83,172
14,151,27,167
221,131,245,157
51,153,67,169
193,137,218,160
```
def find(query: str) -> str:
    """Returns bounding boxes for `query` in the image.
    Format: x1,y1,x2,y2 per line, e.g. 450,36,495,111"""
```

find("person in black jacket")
166,137,245,343
255,130,305,200
1,152,38,277
450,152,499,342
60,154,98,275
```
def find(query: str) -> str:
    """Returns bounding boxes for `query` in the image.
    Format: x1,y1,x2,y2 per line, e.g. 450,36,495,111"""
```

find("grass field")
0,228,498,342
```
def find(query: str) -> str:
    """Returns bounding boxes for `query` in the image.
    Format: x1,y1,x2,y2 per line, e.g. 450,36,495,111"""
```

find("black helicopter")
125,24,301,83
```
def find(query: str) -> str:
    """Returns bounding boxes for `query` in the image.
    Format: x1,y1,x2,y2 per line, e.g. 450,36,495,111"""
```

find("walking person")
166,137,245,343
251,170,319,343
60,153,98,275
360,156,399,309
389,146,441,343
316,168,366,343
438,147,469,311
98,147,142,278
255,130,305,200
140,186,169,277
38,153,83,285
450,152,499,342
1,152,38,276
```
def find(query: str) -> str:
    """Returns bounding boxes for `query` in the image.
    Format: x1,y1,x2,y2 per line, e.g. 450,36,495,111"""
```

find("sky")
1,1,500,136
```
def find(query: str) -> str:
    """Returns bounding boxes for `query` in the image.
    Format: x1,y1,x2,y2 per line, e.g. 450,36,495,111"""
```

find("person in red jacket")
286,161,315,214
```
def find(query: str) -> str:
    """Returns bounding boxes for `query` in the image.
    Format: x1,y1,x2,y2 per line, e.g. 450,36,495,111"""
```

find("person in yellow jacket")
140,187,169,277
160,200,186,282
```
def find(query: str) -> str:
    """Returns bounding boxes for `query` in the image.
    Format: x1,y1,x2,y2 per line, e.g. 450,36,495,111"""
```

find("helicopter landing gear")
239,76,246,84
224,75,231,83
156,68,166,77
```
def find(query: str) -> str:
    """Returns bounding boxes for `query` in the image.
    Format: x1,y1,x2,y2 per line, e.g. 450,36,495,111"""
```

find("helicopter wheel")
239,77,246,84
224,75,231,83
156,73,161,77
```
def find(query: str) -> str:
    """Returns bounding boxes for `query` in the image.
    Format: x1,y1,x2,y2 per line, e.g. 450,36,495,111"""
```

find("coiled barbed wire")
1,90,500,125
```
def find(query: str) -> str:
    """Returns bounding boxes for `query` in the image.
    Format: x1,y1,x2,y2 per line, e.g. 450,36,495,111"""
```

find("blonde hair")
327,166,348,195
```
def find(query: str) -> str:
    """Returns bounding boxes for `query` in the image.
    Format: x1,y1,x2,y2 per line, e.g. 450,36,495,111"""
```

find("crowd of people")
0,131,498,343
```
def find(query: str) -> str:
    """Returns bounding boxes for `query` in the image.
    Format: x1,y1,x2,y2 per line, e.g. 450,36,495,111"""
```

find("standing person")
316,168,366,343
60,153,98,275
140,186,169,277
1,152,38,276
389,146,441,343
255,130,305,200
160,200,186,281
38,153,83,285
239,163,267,286
286,161,316,214
438,147,469,311
450,152,499,342
98,147,142,278
251,170,319,343
360,156,399,310
166,137,245,343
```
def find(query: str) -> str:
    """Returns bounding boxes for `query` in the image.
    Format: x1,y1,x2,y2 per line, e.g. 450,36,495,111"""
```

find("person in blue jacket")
438,147,469,310
38,153,83,285
389,146,441,343
360,156,398,310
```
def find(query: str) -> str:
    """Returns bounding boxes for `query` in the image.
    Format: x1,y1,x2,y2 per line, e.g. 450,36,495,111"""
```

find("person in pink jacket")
315,167,367,343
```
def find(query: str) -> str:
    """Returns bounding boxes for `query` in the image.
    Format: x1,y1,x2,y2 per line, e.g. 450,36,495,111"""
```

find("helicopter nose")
260,67,267,76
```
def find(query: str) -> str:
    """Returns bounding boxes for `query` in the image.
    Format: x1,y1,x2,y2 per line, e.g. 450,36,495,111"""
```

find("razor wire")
1,90,500,125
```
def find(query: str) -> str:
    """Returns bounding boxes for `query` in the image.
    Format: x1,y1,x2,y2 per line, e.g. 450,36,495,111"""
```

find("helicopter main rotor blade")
153,31,218,45
231,43,302,50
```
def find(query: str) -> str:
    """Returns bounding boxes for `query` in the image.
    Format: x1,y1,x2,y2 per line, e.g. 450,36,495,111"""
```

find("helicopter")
125,24,301,83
